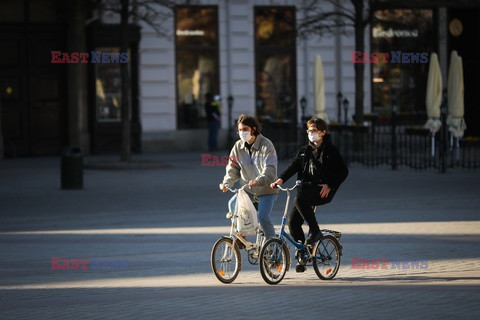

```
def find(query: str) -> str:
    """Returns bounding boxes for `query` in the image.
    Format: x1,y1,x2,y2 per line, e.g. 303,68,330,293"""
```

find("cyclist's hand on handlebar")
270,178,283,189
219,183,228,192
318,184,331,198
248,180,259,188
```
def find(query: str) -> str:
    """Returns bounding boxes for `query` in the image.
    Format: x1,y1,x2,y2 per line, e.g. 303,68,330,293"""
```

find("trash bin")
61,145,83,189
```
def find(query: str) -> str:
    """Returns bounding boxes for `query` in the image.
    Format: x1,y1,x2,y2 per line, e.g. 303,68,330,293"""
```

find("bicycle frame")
225,184,265,254
276,181,306,251
276,182,336,260
256,182,342,284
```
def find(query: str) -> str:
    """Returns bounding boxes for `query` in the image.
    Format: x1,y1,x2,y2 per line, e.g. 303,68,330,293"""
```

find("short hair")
306,117,327,132
237,114,262,136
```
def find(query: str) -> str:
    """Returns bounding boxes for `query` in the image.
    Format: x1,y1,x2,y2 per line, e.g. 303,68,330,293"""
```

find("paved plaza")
1,152,480,319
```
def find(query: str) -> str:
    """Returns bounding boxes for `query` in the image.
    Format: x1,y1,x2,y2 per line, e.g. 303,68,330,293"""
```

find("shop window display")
255,7,296,122
175,6,219,129
371,9,435,115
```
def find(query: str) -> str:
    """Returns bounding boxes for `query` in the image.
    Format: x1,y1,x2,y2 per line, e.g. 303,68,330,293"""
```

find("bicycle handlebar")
275,180,301,192
225,180,300,193
224,183,249,193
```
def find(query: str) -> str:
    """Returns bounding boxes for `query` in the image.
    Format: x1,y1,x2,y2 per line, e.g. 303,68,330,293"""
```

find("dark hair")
306,117,327,132
237,114,262,136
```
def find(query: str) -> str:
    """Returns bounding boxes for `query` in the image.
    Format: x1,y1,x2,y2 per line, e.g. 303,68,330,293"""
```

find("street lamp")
300,96,307,122
342,98,349,125
336,92,343,123
256,97,264,110
227,95,234,150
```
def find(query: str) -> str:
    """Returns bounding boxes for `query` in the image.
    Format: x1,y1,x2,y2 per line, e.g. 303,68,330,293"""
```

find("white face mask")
308,132,320,143
239,131,252,142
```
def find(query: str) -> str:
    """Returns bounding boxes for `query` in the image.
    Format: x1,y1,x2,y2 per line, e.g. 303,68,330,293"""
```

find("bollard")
61,145,83,189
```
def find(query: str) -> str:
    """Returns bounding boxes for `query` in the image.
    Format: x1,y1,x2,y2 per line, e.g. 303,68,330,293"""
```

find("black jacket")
279,134,348,192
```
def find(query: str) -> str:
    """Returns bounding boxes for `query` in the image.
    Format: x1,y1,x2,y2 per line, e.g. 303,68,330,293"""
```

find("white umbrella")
424,52,442,156
314,54,328,122
447,50,467,139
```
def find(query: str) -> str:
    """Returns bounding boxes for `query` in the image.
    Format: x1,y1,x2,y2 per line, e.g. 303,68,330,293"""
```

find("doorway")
0,25,67,157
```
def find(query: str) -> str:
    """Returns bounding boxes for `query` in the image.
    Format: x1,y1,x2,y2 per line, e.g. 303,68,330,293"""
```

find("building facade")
135,0,365,154
0,0,479,157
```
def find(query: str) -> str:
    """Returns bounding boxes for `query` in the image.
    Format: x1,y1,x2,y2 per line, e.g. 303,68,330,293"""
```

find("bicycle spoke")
211,238,242,284
313,236,341,280
259,239,287,285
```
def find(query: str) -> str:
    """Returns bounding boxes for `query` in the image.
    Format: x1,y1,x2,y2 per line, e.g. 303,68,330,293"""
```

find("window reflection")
255,7,295,47
255,7,296,121
176,6,219,129
95,47,130,122
371,9,435,114
257,53,293,120
175,7,217,47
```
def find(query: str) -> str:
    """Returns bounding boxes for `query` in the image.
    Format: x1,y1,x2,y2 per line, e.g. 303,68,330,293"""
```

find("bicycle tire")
259,238,288,285
312,235,341,280
211,237,242,284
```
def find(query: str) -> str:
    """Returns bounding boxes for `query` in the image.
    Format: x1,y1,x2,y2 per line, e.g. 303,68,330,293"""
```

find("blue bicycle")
259,181,342,285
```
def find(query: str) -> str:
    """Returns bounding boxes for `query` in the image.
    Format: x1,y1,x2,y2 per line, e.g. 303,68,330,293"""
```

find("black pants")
288,185,335,243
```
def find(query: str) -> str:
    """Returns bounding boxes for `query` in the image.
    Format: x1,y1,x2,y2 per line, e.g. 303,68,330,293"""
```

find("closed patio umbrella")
447,50,467,139
424,52,442,156
314,54,328,122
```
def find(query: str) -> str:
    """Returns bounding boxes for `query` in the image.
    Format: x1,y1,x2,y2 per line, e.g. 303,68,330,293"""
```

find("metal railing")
327,113,480,172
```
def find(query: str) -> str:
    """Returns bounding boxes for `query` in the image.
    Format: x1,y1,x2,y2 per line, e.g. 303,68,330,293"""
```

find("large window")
255,7,296,122
175,6,219,129
371,9,435,114
95,47,131,122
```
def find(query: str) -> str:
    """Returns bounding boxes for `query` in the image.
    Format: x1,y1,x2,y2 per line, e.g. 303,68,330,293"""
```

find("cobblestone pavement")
1,153,479,319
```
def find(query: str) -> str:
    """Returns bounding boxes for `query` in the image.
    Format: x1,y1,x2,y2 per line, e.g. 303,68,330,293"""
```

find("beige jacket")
223,134,279,196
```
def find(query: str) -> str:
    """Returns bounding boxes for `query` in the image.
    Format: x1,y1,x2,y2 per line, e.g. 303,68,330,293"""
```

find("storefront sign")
372,27,419,38
176,29,205,36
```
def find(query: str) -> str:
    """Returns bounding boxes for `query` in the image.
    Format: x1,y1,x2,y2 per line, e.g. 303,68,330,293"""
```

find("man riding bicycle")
271,117,348,272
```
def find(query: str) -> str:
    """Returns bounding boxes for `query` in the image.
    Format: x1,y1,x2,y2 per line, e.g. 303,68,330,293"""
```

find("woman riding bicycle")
219,114,279,239
271,117,348,270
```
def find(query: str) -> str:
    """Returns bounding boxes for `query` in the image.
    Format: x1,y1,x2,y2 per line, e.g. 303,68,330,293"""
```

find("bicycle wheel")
259,238,288,285
211,237,242,284
312,235,341,280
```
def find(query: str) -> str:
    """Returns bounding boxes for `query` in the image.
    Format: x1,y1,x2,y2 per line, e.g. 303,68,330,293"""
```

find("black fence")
261,120,299,160
327,113,480,172
229,110,479,172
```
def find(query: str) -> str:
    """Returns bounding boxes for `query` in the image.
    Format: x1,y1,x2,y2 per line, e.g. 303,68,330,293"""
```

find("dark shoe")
305,231,323,245
295,264,306,273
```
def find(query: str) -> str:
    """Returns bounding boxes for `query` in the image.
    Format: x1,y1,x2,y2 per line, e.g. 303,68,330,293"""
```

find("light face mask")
308,132,320,143
239,131,252,142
